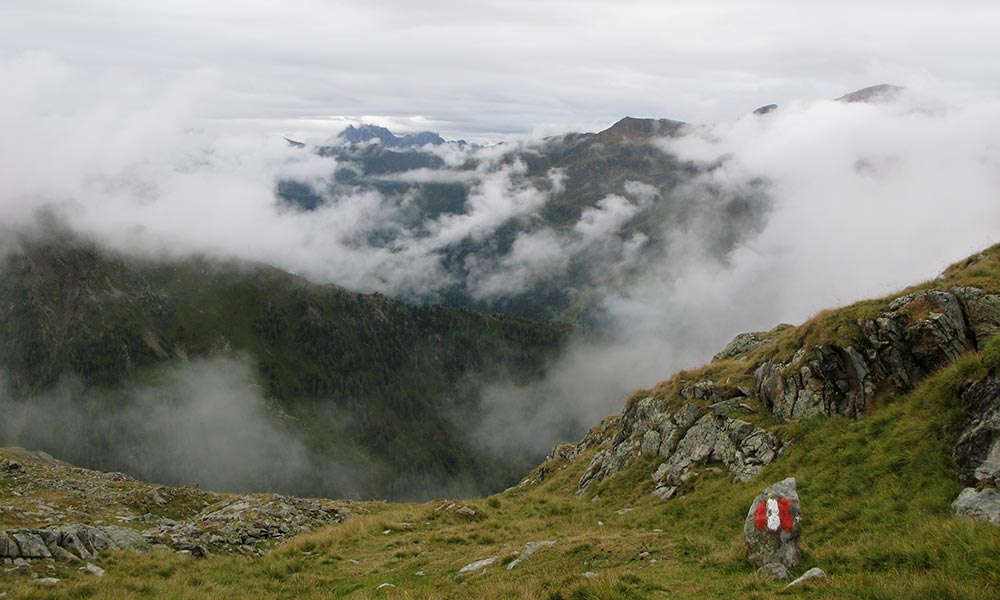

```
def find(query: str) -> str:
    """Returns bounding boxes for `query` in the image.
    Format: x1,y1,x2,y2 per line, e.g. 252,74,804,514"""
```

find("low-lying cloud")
470,87,1000,459
0,357,363,496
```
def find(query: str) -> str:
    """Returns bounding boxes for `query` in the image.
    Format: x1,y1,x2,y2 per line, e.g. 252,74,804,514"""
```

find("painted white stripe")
766,498,780,532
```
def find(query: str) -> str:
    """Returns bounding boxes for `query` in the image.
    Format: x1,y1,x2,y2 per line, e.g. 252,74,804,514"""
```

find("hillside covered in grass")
4,245,1000,598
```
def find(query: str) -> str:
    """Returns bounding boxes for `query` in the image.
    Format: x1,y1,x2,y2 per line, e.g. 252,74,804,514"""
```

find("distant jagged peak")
836,83,904,104
338,123,449,148
752,104,779,116
598,116,687,140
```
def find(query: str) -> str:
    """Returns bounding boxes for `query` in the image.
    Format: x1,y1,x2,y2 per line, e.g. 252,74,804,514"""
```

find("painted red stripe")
754,500,767,530
778,497,793,532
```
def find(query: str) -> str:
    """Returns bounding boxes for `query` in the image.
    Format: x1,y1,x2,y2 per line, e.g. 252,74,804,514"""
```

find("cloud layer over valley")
4,54,1000,484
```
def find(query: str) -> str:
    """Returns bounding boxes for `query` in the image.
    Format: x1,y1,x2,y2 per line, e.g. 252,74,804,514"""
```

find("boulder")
744,478,802,569
952,487,1000,525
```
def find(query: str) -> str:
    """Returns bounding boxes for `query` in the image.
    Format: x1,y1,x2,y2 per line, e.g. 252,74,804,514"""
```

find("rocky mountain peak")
598,116,686,140
338,123,448,148
836,83,904,104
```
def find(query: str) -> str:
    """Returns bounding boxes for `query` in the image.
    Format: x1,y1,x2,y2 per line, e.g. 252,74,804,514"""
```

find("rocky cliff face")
754,287,1000,421
952,373,1000,524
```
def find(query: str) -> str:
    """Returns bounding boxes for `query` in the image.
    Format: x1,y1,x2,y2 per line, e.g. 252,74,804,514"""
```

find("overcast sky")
3,0,999,141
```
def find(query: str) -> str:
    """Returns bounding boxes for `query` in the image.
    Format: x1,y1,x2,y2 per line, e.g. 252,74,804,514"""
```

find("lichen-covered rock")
714,332,773,361
744,478,802,569
651,414,779,491
755,344,874,420
951,287,1000,350
954,374,1000,487
577,395,781,497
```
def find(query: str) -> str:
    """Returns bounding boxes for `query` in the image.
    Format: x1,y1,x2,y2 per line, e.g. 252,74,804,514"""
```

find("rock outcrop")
143,495,351,557
1,525,148,562
744,478,802,569
952,373,1000,524
954,374,1000,488
756,288,1000,421
0,447,353,561
577,394,781,497
713,332,774,362
952,488,1000,525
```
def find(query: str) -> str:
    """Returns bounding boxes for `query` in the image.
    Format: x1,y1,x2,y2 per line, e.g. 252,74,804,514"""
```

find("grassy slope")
5,250,1000,598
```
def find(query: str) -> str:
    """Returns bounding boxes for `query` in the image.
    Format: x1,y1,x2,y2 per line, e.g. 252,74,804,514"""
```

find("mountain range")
0,84,909,503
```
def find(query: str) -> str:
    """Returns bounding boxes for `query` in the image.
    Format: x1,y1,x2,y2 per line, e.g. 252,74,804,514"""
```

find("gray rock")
507,541,555,570
952,287,1000,349
753,104,779,116
651,486,677,500
784,567,827,589
579,396,779,496
952,487,1000,524
744,478,802,569
756,289,985,422
756,562,791,581
35,578,60,586
454,506,477,519
85,562,105,577
954,375,1000,487
714,332,773,361
458,556,498,574
102,526,151,552
10,532,51,559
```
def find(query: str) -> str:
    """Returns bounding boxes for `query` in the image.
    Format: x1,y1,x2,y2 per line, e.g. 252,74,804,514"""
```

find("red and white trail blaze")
754,497,793,532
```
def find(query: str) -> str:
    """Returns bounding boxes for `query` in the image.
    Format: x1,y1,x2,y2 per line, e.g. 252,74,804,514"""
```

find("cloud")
0,356,363,495
465,188,651,300
468,88,1000,458
4,3,1000,139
